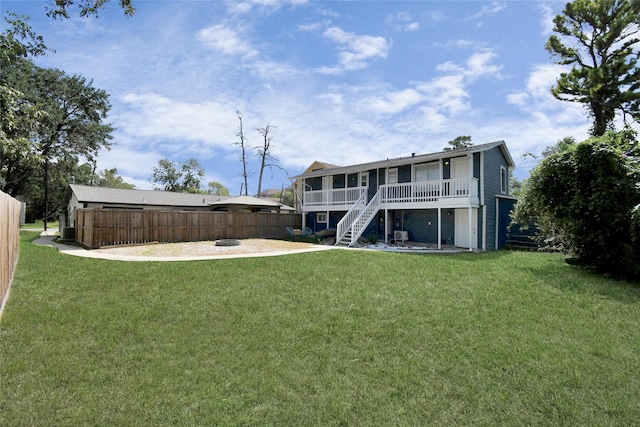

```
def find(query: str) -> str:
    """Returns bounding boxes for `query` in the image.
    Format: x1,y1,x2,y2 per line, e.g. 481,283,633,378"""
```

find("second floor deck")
302,177,480,211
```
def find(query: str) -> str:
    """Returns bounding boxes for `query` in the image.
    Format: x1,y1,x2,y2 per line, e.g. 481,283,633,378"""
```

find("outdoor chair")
287,227,306,239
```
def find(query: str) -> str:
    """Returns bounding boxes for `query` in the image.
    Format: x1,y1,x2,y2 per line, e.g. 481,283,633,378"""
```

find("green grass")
2,232,640,426
20,219,59,229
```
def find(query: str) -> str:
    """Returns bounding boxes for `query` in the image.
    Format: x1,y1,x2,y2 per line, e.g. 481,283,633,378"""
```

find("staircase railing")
347,190,381,246
335,190,367,245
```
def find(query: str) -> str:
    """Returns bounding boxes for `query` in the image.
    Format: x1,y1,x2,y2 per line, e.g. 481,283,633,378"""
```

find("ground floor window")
317,212,328,223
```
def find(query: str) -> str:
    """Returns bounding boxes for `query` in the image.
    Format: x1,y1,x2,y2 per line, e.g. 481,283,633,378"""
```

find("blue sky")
4,0,609,193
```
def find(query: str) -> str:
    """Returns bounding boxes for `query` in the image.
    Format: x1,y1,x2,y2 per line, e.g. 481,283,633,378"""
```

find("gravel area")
94,239,321,258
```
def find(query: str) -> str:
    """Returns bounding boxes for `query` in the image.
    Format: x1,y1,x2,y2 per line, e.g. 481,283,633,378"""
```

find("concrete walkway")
31,231,336,262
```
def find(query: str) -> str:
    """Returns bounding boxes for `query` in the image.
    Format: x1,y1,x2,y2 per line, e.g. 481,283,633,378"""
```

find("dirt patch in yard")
94,239,322,258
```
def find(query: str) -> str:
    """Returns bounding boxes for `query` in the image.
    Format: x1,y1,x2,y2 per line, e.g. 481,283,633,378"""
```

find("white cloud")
469,1,506,20
196,24,258,58
387,11,420,32
359,88,424,115
437,51,502,79
316,27,390,74
225,0,308,15
118,93,240,153
538,3,557,36
416,75,470,115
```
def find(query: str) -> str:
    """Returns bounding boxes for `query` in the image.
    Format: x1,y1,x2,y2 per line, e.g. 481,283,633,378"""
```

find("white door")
388,168,398,184
455,208,478,249
415,164,439,181
451,156,470,179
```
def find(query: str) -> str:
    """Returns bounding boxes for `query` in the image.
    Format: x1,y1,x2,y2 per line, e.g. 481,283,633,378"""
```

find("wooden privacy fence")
1,191,21,314
76,209,302,249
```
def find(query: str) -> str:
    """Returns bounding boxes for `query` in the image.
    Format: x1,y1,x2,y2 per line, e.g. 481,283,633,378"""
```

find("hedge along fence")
76,209,303,249
1,190,21,315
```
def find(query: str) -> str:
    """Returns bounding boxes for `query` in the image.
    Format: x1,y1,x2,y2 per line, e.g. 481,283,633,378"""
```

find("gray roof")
290,140,514,179
210,195,283,208
69,185,231,207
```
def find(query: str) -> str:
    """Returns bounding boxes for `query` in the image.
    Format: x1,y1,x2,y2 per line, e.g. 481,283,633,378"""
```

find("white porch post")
384,209,389,243
437,207,442,250
468,206,473,252
468,154,473,252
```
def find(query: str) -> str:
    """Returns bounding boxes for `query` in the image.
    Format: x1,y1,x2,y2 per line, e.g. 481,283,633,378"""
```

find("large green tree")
46,0,135,19
513,128,640,279
443,136,473,151
95,167,135,189
546,0,640,136
4,58,114,226
151,158,205,193
0,14,48,196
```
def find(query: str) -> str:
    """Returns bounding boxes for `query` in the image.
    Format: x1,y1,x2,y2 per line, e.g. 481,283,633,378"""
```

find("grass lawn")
1,232,640,425
20,219,59,229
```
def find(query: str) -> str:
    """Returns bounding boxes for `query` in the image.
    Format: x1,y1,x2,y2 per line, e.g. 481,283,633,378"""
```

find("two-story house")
291,140,516,251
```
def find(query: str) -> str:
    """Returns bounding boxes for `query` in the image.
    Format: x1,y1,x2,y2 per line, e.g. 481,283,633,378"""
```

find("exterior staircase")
335,190,381,247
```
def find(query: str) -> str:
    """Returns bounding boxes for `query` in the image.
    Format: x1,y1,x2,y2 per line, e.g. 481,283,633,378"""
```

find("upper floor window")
500,166,507,194
360,173,368,188
388,168,398,184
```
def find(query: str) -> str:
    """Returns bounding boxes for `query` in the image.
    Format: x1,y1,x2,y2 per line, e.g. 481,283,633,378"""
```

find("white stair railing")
347,190,381,246
335,190,367,245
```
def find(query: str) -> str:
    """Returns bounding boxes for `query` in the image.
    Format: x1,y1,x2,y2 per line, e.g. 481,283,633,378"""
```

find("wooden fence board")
75,209,302,248
1,191,21,314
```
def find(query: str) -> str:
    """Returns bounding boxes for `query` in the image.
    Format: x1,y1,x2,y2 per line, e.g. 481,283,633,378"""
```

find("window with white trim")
500,166,507,194
317,212,328,223
360,172,368,188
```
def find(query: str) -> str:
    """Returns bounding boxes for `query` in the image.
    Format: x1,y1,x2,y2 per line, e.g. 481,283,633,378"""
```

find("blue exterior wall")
368,169,377,201
482,146,510,249
497,197,516,249
389,209,455,244
398,165,411,183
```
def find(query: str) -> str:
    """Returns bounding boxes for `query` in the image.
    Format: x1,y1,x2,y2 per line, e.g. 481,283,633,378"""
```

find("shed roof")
211,196,295,212
69,184,231,207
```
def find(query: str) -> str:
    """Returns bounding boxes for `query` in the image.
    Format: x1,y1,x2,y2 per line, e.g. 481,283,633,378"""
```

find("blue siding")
368,169,377,201
398,165,411,183
483,146,510,249
389,209,455,244
497,197,516,249
333,174,345,188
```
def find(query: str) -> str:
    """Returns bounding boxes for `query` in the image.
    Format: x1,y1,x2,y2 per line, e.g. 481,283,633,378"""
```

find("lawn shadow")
527,256,640,305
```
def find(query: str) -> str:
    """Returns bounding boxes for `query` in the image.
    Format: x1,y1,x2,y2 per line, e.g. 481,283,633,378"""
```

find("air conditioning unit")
394,230,408,242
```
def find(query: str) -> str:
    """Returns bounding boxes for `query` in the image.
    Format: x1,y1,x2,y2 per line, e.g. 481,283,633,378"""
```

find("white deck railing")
304,179,478,207
303,187,366,206
381,178,478,204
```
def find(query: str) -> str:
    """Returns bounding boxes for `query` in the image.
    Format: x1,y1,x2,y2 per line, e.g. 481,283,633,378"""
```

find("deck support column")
384,209,389,243
437,207,442,250
468,206,473,252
